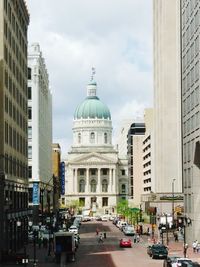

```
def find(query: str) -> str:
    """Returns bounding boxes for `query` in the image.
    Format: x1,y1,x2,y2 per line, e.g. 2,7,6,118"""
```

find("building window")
102,169,107,175
121,184,126,194
91,169,96,175
90,179,97,193
28,126,32,139
79,169,85,176
28,87,32,100
102,197,108,207
28,166,32,179
28,67,31,80
28,146,32,159
78,133,81,144
104,133,108,144
90,132,95,143
121,170,125,175
79,179,85,193
28,107,32,119
102,179,108,192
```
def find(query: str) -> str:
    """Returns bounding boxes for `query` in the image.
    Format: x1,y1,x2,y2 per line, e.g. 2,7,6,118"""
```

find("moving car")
147,244,168,259
123,226,135,236
119,238,132,248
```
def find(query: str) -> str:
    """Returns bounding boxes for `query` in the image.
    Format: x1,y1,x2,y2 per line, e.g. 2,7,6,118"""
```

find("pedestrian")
38,237,42,249
103,231,107,239
183,243,188,257
98,233,103,243
96,227,100,235
193,240,197,253
174,232,178,242
196,243,200,253
136,234,140,243
133,234,137,243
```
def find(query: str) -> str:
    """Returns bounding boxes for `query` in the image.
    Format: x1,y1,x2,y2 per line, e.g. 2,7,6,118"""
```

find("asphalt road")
1,220,164,267
67,220,164,267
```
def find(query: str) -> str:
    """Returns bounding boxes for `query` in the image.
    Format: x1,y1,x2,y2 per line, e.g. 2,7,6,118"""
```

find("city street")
3,220,164,267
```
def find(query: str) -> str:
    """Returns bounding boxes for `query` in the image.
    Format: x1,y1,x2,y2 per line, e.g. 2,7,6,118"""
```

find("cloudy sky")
27,0,153,156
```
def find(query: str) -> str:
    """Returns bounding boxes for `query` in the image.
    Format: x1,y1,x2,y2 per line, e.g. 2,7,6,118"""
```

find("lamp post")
16,220,21,250
172,179,176,227
40,189,44,224
182,216,191,258
29,221,37,266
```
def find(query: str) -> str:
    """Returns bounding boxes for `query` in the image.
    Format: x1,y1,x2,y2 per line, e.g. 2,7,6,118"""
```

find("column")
74,169,78,193
97,168,101,193
86,168,89,193
113,168,117,194
109,168,112,193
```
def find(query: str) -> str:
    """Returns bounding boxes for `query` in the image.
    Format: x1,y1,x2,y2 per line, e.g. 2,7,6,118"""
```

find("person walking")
98,233,104,243
193,240,198,253
96,227,100,236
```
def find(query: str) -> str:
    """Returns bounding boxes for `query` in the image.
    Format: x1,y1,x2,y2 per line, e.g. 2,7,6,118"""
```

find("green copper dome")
74,96,111,120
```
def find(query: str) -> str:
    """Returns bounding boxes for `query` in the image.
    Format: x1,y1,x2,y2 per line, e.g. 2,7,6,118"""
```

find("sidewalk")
140,226,200,263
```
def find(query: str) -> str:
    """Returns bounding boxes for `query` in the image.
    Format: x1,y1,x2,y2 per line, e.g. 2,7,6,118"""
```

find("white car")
171,258,192,267
68,225,78,234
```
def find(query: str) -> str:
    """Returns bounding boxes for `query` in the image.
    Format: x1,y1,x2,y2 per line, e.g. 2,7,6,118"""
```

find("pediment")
68,152,117,165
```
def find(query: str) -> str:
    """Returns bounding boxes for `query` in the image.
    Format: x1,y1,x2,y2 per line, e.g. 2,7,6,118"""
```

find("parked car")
68,225,78,234
147,244,168,259
123,226,135,236
163,256,181,267
101,216,109,221
171,258,193,267
119,238,132,248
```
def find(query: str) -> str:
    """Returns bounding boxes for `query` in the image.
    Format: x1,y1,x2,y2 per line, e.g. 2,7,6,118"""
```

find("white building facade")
153,0,182,193
64,77,128,214
28,43,53,218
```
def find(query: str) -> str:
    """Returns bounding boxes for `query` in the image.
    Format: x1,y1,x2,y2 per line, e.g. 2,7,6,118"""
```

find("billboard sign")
32,182,39,205
60,162,65,195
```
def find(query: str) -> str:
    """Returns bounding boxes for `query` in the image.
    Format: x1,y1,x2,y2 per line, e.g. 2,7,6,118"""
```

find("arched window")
91,179,97,192
78,133,81,144
90,132,95,143
121,184,126,194
104,133,108,144
102,179,108,192
79,179,85,192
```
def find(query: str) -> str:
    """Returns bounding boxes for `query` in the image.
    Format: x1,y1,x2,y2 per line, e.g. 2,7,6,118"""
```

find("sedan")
68,225,78,234
171,258,192,267
147,244,168,259
163,256,181,267
119,238,132,248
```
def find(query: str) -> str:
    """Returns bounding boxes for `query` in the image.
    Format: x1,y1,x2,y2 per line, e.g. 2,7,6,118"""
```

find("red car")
119,238,132,248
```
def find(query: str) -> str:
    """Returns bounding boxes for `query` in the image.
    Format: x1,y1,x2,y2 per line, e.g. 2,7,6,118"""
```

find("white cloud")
27,0,153,155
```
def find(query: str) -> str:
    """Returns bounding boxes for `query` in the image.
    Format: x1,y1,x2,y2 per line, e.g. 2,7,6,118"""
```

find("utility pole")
172,179,176,227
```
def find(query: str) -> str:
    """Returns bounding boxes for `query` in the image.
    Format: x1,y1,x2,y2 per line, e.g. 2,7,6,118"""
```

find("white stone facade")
153,0,182,193
28,43,53,204
64,80,128,214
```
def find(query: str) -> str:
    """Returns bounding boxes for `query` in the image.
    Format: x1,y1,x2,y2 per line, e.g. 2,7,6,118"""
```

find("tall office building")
181,0,200,243
127,122,145,206
153,0,182,194
28,43,53,223
0,0,29,259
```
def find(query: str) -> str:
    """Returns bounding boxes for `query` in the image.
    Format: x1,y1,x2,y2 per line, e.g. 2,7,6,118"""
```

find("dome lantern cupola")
74,69,111,120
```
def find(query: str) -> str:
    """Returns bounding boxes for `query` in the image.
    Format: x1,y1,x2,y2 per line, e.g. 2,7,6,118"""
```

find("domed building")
63,75,128,214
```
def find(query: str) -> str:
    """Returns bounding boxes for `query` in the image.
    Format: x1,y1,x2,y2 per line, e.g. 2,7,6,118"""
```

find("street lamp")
172,179,176,226
179,216,192,258
28,221,37,266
